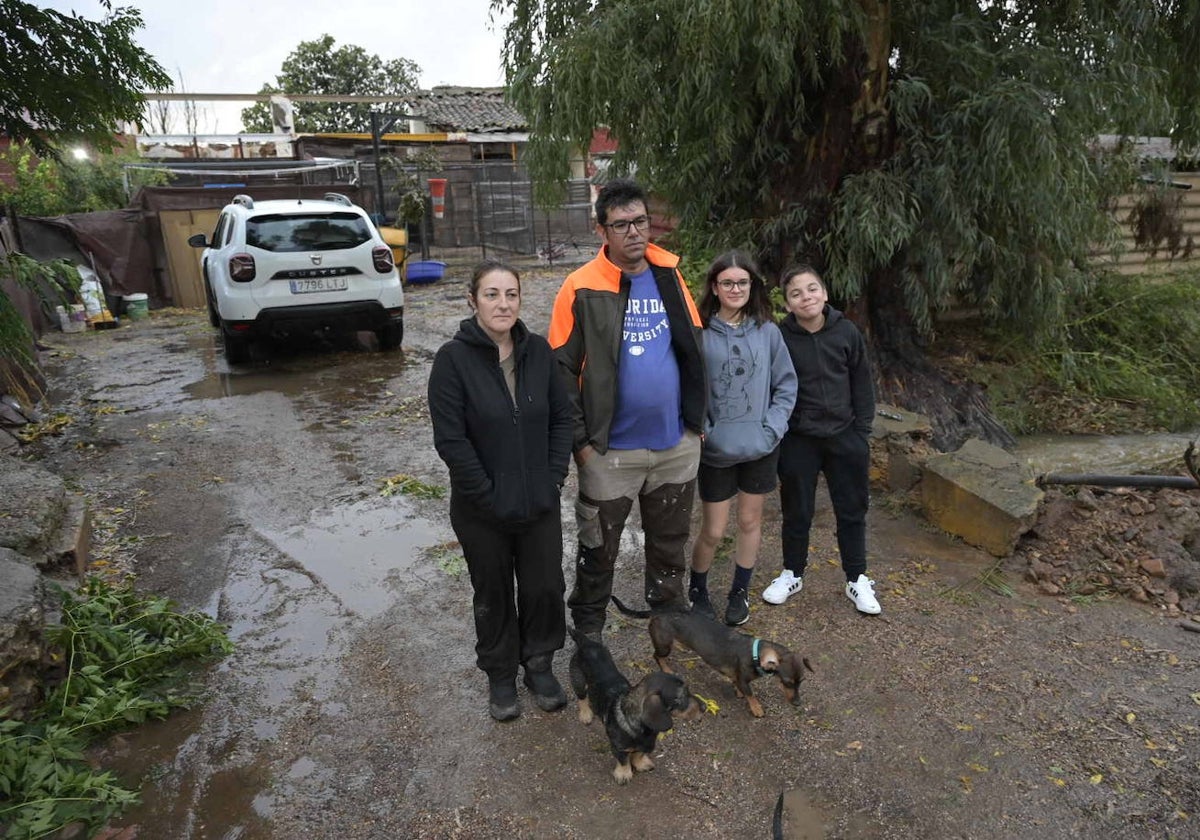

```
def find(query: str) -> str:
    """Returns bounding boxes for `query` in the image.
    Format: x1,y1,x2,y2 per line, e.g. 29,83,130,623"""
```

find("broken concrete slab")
921,438,1044,556
52,495,92,578
0,454,68,561
0,453,87,576
869,403,936,492
0,547,46,716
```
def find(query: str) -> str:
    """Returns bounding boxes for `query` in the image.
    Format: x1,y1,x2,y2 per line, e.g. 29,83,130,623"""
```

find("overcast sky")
42,0,509,134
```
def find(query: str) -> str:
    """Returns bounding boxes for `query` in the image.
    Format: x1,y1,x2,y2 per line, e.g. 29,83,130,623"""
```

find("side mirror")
187,233,210,248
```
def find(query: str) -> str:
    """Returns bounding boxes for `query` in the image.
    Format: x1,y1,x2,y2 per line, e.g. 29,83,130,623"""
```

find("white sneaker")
762,570,803,604
846,574,881,614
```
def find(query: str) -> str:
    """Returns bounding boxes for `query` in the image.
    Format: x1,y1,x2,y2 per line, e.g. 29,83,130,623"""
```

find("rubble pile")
1014,485,1200,616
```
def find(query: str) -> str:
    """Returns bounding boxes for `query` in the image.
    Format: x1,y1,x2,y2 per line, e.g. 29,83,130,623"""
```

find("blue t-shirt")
609,268,684,450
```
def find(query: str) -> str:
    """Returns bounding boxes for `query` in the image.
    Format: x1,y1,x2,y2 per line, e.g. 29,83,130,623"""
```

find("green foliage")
381,147,443,226
241,35,420,133
970,272,1200,434
426,542,467,578
0,142,171,217
0,255,82,399
0,578,232,838
499,0,1198,343
377,473,445,499
0,1,170,157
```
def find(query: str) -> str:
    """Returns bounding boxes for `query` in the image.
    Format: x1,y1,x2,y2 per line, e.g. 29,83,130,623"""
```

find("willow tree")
499,0,1200,449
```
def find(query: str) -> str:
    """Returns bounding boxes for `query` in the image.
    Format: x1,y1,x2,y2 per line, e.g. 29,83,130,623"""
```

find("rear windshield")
245,212,372,252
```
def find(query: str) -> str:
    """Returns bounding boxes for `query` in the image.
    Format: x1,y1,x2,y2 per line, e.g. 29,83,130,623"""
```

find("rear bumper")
224,301,403,337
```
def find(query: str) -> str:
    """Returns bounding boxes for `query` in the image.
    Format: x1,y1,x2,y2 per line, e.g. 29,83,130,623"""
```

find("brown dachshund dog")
568,627,701,784
611,596,812,717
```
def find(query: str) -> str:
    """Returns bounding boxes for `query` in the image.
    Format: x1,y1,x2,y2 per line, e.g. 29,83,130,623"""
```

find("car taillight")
229,254,256,282
372,246,394,274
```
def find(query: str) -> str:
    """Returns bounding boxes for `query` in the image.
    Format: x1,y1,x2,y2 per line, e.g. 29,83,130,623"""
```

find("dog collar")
752,638,766,676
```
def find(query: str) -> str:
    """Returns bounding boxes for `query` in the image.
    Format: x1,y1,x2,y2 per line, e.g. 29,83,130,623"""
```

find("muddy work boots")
521,654,567,712
488,675,520,722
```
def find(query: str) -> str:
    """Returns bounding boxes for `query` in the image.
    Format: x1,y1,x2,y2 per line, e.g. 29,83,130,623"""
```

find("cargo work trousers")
567,431,701,634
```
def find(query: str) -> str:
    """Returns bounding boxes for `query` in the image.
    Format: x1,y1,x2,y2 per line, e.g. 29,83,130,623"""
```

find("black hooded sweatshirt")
429,317,574,525
779,304,875,439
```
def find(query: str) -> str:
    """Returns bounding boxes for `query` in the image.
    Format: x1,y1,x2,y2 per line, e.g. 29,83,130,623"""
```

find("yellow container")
378,226,408,280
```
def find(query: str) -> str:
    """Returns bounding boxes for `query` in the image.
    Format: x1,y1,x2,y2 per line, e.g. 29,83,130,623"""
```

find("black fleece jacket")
429,317,574,525
779,305,875,438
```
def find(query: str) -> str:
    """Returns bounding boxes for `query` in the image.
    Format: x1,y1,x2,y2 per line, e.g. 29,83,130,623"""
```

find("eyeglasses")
717,279,751,291
603,215,651,236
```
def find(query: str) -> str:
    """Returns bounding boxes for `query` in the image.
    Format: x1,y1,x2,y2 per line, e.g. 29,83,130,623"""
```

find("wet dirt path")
27,273,1200,839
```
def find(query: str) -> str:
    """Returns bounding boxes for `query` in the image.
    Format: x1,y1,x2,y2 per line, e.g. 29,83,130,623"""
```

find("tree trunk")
863,265,1015,452
778,5,1016,453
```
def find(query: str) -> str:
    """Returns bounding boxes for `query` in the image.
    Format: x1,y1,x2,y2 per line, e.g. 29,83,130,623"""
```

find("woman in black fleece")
428,260,574,720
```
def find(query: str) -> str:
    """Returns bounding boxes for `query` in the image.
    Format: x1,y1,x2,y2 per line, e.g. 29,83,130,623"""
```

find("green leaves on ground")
0,578,233,839
378,473,445,500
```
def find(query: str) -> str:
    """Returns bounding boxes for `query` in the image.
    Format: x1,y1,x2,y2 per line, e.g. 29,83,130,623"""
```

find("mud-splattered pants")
777,427,870,581
568,431,701,634
450,494,566,681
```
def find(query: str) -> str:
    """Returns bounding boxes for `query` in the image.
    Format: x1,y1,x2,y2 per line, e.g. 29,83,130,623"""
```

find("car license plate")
289,277,349,294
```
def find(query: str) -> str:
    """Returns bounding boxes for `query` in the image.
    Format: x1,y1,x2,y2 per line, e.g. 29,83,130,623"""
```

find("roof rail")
323,192,353,207
232,194,254,210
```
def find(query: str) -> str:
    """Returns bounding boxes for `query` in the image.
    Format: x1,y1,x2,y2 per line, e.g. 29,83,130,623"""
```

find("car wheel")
222,328,251,364
376,320,403,351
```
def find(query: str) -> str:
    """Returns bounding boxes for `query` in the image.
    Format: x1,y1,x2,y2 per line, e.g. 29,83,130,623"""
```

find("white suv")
188,193,404,363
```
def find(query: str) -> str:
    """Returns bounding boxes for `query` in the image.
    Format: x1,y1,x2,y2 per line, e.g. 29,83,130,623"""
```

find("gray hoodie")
700,316,798,468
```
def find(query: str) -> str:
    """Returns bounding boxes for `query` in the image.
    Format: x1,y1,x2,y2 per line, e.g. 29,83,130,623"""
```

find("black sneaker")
488,678,520,721
522,667,567,712
689,586,716,620
725,588,750,626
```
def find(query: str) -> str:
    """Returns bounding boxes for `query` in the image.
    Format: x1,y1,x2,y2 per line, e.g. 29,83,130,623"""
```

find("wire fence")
362,159,600,266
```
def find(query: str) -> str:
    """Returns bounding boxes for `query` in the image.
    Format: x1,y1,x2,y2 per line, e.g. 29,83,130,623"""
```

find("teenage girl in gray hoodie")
687,250,797,626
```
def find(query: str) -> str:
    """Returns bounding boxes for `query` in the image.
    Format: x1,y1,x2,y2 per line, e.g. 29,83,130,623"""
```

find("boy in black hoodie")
763,264,882,615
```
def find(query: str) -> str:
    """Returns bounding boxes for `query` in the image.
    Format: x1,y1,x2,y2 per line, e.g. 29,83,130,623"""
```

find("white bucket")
62,305,86,333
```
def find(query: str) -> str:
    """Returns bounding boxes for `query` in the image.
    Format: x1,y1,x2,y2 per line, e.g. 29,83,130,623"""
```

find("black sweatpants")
449,494,566,681
777,427,870,581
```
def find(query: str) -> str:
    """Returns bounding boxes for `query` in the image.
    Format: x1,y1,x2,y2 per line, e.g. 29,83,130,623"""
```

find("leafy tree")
241,35,421,133
1,0,167,401
0,0,170,156
0,141,171,216
499,0,1200,449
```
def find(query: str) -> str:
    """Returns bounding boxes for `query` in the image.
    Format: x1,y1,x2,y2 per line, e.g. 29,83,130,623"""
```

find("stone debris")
1013,485,1200,616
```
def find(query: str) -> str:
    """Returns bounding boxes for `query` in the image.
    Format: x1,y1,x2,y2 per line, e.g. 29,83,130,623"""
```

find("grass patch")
0,578,233,838
937,271,1200,435
937,560,1016,605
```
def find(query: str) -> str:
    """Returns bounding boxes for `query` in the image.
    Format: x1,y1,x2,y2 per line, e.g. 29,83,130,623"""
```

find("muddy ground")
17,258,1200,839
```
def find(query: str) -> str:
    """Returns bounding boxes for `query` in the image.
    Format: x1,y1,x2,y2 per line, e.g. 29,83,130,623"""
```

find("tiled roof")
403,86,527,133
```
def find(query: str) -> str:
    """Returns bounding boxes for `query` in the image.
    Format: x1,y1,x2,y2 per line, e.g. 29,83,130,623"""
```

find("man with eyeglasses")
548,178,707,638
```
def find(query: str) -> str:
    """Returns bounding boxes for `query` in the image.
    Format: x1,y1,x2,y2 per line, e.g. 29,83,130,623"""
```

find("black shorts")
697,448,781,503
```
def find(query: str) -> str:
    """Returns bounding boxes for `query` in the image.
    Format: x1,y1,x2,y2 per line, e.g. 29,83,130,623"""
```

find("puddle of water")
95,500,449,838
1016,430,1199,476
182,331,408,402
776,788,831,839
256,496,441,619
